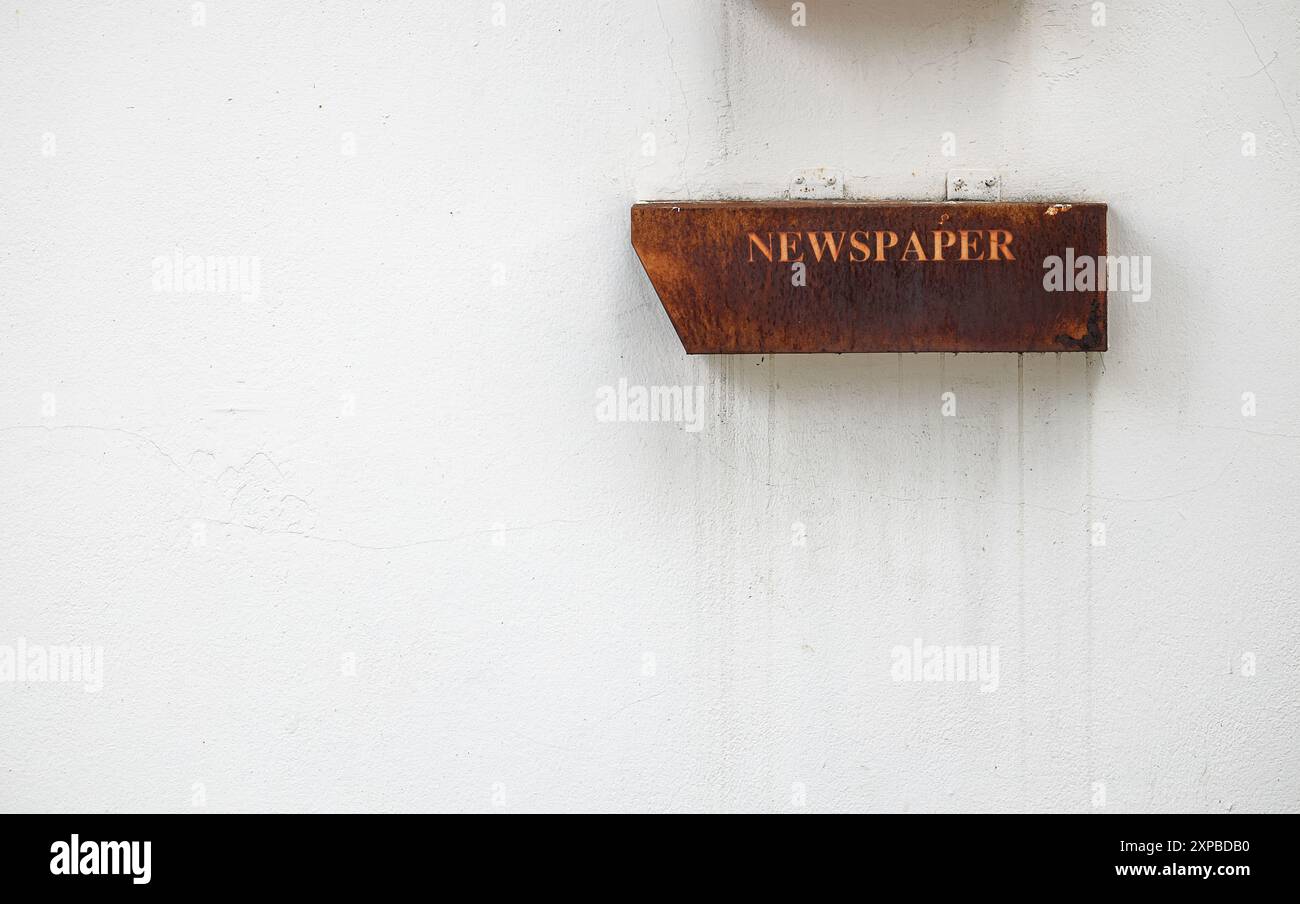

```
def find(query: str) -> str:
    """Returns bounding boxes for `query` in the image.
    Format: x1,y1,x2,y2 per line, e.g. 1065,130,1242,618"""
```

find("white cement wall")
2,0,1297,812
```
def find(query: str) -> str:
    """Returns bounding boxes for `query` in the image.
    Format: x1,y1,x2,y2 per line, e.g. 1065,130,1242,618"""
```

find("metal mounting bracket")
946,170,1002,201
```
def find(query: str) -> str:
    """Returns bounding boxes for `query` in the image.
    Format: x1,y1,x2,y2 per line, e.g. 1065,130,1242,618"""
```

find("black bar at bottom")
0,814,1289,892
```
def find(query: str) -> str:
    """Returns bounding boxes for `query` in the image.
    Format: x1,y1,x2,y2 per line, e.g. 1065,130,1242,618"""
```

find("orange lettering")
988,229,1015,261
901,231,928,262
933,230,958,261
849,231,872,262
960,230,984,261
779,232,804,263
806,231,847,263
875,231,899,261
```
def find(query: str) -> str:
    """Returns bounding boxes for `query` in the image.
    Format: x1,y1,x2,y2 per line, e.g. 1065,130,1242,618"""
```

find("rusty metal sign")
631,201,1107,353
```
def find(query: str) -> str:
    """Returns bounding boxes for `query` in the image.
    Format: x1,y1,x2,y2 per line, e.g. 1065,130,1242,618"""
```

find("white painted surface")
2,1,1297,813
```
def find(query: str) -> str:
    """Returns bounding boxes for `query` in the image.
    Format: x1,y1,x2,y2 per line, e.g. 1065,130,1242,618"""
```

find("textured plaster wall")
1,0,1297,812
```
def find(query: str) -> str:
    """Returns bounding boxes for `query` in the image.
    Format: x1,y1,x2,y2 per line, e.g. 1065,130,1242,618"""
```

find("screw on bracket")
789,168,846,200
946,170,1001,201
